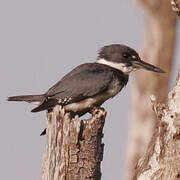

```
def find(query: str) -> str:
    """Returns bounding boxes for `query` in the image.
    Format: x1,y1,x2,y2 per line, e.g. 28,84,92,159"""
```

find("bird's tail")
7,94,45,104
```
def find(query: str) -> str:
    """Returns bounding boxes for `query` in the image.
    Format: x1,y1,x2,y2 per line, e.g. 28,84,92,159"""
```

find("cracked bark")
171,0,180,17
126,0,177,179
41,106,106,180
134,71,180,180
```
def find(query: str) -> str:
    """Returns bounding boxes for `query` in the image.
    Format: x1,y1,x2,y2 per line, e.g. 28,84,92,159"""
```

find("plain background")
1,0,179,179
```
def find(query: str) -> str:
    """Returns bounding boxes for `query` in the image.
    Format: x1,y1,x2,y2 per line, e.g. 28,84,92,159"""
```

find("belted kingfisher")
8,44,164,117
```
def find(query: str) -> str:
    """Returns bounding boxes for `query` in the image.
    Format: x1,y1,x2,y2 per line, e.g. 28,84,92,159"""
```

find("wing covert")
45,63,114,103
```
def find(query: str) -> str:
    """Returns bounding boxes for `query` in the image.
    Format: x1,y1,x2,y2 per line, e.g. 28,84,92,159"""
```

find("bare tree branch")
41,106,106,180
133,71,180,180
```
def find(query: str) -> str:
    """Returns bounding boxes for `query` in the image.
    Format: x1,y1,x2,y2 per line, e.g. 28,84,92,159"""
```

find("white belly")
64,97,96,112
64,78,122,113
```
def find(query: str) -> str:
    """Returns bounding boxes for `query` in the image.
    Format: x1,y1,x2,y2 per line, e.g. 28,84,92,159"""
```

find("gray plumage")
8,44,164,117
8,63,128,115
8,94,45,104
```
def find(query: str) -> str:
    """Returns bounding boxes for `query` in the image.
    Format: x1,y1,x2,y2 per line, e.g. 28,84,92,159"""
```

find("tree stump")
41,106,106,180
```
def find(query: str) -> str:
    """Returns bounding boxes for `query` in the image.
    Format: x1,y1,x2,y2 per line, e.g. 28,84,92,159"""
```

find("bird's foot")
89,106,105,117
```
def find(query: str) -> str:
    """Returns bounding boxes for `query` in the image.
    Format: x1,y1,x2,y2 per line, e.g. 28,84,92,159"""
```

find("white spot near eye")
131,55,137,59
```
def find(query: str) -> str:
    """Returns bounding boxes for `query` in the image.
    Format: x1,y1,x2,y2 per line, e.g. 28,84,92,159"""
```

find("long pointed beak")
132,60,165,73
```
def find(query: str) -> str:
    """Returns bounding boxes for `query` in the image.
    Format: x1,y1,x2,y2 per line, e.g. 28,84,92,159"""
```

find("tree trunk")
126,0,177,179
134,71,180,180
41,106,106,180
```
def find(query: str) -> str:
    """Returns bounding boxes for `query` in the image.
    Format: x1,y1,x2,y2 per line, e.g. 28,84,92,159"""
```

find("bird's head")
97,44,165,74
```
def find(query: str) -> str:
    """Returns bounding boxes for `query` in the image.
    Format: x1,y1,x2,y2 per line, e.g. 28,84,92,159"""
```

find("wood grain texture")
134,71,180,180
41,106,106,180
126,0,177,179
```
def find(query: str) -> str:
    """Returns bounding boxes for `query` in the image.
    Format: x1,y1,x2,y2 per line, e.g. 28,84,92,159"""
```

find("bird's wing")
46,63,114,101
31,63,114,112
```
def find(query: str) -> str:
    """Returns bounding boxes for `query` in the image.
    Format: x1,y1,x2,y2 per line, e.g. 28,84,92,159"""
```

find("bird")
8,44,164,135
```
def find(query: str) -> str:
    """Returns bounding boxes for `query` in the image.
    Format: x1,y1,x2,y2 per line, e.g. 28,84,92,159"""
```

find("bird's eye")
122,53,129,58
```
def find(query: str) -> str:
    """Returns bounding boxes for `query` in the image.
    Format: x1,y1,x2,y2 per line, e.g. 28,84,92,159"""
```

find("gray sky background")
1,0,179,179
